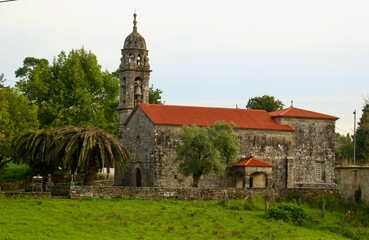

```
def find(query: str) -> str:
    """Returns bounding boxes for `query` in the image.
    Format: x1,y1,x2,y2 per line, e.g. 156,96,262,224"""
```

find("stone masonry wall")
69,186,271,200
237,129,293,189
117,112,336,190
336,166,369,204
68,186,337,202
116,108,156,187
151,126,296,189
119,118,296,189
275,117,336,188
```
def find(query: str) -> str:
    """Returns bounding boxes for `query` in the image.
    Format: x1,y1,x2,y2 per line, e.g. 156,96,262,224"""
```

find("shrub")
0,162,33,182
268,203,307,225
354,185,362,205
242,200,256,211
286,190,342,211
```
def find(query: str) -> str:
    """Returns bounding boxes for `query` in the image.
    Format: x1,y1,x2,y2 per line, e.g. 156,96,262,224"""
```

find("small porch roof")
234,157,274,167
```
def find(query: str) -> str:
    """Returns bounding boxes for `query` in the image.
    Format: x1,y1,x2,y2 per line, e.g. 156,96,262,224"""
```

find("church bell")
134,85,142,95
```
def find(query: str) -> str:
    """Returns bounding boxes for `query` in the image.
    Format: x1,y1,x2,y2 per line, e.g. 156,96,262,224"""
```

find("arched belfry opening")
117,12,152,126
134,77,143,106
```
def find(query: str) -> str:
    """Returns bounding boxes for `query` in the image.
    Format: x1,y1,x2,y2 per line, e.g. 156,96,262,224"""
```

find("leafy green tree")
149,84,164,104
246,95,284,112
13,126,130,185
175,122,239,187
208,121,239,167
15,48,119,134
0,73,5,88
176,125,222,187
335,133,353,162
0,81,39,168
356,100,369,162
208,122,240,186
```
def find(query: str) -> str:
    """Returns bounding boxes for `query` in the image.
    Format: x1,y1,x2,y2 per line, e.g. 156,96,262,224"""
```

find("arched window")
137,54,141,65
136,168,142,187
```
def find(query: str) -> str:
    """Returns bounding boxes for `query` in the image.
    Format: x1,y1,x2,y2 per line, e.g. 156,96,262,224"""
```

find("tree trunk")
85,154,96,185
192,172,202,187
193,176,200,187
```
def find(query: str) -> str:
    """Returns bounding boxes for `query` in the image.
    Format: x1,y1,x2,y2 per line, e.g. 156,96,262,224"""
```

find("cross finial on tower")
291,100,294,108
133,12,137,32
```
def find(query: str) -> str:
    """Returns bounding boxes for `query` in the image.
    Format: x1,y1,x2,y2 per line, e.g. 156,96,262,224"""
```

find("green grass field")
1,194,364,240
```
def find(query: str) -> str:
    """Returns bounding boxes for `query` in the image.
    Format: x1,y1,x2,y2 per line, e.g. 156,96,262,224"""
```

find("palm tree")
13,129,58,175
13,126,130,185
50,126,130,185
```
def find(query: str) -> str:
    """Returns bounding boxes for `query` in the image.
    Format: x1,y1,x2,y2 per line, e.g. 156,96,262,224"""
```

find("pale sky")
1,0,369,135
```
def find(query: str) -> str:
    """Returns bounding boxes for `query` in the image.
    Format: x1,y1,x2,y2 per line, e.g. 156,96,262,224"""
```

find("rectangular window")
316,162,323,181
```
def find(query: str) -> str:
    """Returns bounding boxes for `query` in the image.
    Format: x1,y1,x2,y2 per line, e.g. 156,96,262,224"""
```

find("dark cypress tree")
356,100,369,162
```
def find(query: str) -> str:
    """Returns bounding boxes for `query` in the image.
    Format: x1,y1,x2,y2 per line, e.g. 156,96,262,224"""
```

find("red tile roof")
138,104,293,131
234,157,274,167
269,107,338,120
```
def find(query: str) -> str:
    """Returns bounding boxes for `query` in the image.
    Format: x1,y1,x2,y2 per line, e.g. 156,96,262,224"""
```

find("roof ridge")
281,107,293,116
143,104,268,112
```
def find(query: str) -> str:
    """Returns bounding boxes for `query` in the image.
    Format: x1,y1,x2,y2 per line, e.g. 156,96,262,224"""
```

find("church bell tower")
117,13,151,128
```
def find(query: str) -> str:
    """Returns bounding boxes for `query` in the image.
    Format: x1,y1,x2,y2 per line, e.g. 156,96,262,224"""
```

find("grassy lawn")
0,194,361,240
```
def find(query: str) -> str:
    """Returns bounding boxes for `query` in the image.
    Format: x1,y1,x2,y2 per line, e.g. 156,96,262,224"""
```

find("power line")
336,127,351,134
0,0,17,3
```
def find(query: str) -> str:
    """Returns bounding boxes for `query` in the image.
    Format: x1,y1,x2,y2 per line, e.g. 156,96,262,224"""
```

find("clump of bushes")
354,185,362,205
0,162,33,182
285,189,342,211
267,203,306,225
0,162,33,190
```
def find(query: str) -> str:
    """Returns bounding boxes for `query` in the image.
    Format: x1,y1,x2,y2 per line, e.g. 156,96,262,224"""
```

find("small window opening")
316,162,323,181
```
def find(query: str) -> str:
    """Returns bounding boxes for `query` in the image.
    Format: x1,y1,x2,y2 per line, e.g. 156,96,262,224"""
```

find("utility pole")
353,109,356,165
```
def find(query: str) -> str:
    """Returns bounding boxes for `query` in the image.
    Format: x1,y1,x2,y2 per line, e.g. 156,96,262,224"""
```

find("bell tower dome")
117,13,151,127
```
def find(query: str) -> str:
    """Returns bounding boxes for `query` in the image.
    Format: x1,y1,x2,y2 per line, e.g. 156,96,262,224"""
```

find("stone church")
115,14,338,190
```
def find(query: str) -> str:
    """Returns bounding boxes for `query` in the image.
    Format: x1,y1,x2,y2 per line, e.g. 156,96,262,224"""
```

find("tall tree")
149,84,164,104
0,82,39,167
246,95,284,112
335,133,353,162
0,73,5,88
356,100,369,162
15,48,119,134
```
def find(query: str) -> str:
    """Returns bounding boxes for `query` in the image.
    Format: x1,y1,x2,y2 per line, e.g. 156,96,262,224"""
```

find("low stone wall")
4,191,51,198
336,166,369,204
2,184,338,201
293,182,337,189
69,186,272,200
49,183,71,197
279,188,338,200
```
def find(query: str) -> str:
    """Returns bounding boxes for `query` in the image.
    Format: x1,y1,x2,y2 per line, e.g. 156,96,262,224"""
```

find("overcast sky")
1,0,369,134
